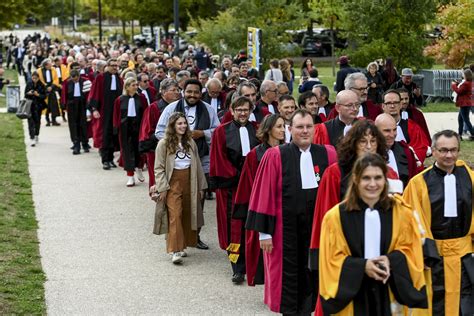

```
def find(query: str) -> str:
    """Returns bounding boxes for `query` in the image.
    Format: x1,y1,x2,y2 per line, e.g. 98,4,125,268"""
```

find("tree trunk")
122,20,127,40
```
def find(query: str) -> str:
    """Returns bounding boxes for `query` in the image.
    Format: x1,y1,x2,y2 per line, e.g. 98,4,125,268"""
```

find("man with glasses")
137,73,156,106
88,58,123,170
256,80,279,114
209,96,260,284
328,72,383,121
404,129,474,316
155,79,220,250
381,89,430,164
202,78,226,113
398,87,431,143
313,90,360,146
222,81,270,124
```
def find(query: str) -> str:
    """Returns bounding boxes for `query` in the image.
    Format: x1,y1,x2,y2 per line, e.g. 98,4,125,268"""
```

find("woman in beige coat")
151,112,207,264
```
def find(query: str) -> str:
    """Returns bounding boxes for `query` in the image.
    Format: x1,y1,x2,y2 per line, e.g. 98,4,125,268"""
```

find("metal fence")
419,69,464,102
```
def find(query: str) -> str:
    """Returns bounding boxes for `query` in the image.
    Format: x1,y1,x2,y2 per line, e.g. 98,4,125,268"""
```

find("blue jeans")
458,106,473,136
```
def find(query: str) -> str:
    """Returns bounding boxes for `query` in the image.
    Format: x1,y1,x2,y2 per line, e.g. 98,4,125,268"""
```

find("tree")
0,0,53,29
191,0,305,60
424,0,474,68
338,0,436,70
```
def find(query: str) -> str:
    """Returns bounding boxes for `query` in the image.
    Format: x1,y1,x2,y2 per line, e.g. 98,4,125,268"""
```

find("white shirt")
300,147,318,189
239,127,251,156
174,145,191,169
395,124,407,142
284,124,291,143
268,104,276,114
210,98,219,112
127,97,136,117
111,74,117,90
73,82,81,97
45,70,52,83
185,105,197,130
55,67,62,79
364,208,381,259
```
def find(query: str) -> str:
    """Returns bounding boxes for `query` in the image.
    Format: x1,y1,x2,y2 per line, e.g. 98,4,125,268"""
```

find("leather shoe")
72,148,80,155
232,273,245,284
102,162,111,170
196,238,209,250
109,161,117,168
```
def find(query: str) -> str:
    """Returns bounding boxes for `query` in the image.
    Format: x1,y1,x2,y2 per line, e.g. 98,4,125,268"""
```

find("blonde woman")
152,112,207,264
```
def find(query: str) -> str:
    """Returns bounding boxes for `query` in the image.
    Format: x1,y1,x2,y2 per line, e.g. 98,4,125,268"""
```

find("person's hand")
200,190,204,200
27,90,33,95
47,86,52,92
93,110,100,119
191,130,204,139
413,88,421,96
370,82,376,88
260,238,273,253
33,91,39,96
365,256,390,283
158,190,167,202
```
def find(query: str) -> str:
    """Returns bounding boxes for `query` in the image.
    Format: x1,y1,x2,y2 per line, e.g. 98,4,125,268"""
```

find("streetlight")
174,0,179,56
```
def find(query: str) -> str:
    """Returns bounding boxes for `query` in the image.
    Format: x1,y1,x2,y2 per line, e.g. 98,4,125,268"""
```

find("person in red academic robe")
137,73,157,107
139,79,181,189
312,84,335,121
112,78,147,187
245,109,337,315
326,72,383,121
313,90,360,146
309,120,401,273
209,96,260,284
298,91,325,124
232,114,286,286
382,89,430,165
88,58,123,170
398,88,431,143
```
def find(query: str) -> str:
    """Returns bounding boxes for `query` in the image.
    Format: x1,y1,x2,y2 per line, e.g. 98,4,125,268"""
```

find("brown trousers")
166,168,197,253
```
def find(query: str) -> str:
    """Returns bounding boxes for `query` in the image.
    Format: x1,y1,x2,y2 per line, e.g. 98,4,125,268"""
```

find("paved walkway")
23,104,459,314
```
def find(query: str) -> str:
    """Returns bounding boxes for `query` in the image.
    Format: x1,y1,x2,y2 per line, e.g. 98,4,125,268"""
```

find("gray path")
24,104,459,315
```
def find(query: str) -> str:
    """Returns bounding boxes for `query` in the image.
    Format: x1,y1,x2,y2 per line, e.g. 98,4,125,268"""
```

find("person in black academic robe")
37,60,62,126
112,78,147,187
209,96,260,283
88,59,123,169
61,69,89,154
246,109,336,315
318,153,427,316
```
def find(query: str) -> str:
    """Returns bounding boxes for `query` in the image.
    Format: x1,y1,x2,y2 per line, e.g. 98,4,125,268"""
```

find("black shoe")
70,144,75,150
73,148,80,155
232,273,245,284
83,147,90,153
196,238,209,250
102,162,111,170
46,122,51,126
52,121,60,126
109,161,117,168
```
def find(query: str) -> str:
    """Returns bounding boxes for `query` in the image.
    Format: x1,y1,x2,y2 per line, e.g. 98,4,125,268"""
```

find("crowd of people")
2,31,474,315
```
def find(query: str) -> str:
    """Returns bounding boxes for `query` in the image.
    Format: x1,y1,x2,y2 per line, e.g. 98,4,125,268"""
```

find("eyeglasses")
268,89,278,93
340,102,361,109
383,101,400,106
142,80,149,83
234,108,250,113
351,86,368,91
109,64,118,67
435,147,459,155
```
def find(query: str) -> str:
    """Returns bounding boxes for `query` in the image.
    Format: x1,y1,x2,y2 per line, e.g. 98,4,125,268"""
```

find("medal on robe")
314,165,320,182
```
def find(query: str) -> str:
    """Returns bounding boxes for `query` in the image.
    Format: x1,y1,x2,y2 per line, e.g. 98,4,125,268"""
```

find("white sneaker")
30,139,35,147
126,176,135,187
171,252,182,264
178,251,187,257
34,136,39,145
136,168,145,182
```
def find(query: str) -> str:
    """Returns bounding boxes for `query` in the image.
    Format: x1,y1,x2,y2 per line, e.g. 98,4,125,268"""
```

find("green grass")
0,69,19,108
293,66,457,111
0,114,46,314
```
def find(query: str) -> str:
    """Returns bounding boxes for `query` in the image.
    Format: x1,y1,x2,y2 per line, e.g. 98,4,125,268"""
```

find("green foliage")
191,0,304,60
335,0,436,70
0,0,52,28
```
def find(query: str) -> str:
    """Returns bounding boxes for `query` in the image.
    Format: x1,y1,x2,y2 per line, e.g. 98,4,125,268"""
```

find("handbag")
16,99,33,119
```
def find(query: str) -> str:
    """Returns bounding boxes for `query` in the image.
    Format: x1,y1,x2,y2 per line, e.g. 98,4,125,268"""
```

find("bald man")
313,90,360,146
202,78,226,113
375,113,419,187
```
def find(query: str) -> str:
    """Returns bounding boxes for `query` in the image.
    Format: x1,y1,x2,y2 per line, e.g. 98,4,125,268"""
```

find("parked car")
300,28,347,57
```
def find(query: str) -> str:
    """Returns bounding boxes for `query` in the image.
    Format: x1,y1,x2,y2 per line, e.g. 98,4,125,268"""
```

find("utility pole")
173,0,179,56
72,0,76,32
98,0,102,42
61,0,65,35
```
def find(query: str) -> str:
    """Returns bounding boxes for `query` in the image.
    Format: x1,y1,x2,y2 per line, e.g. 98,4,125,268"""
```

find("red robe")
399,118,430,164
246,143,336,314
313,117,358,146
139,101,162,188
327,99,382,121
233,143,271,286
221,105,271,124
138,86,157,106
404,105,431,145
209,120,260,251
87,72,123,148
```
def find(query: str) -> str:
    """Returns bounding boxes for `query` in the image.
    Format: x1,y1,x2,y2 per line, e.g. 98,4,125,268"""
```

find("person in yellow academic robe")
318,153,427,316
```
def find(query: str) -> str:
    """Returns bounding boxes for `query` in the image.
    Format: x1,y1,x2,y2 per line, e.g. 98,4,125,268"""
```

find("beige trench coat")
152,138,207,235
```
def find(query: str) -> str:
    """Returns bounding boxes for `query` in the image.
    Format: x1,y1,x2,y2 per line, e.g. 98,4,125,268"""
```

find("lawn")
0,113,46,314
0,68,19,108
293,66,458,112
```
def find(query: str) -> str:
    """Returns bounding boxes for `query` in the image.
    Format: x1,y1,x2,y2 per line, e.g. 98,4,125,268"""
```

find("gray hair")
344,72,367,90
366,62,379,72
176,70,191,83
236,81,257,97
276,81,288,89
41,58,52,67
159,78,179,94
260,80,276,95
96,60,107,71
205,78,222,90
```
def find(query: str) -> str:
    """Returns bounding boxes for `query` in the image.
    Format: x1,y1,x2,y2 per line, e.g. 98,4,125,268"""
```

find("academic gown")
61,78,89,144
327,99,382,121
138,86,157,106
403,160,474,316
256,99,279,115
309,162,400,270
403,105,431,145
313,117,356,146
398,118,430,164
318,196,428,315
88,72,123,149
233,143,271,286
112,94,147,172
389,141,419,188
38,67,61,117
245,143,335,314
209,120,260,251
